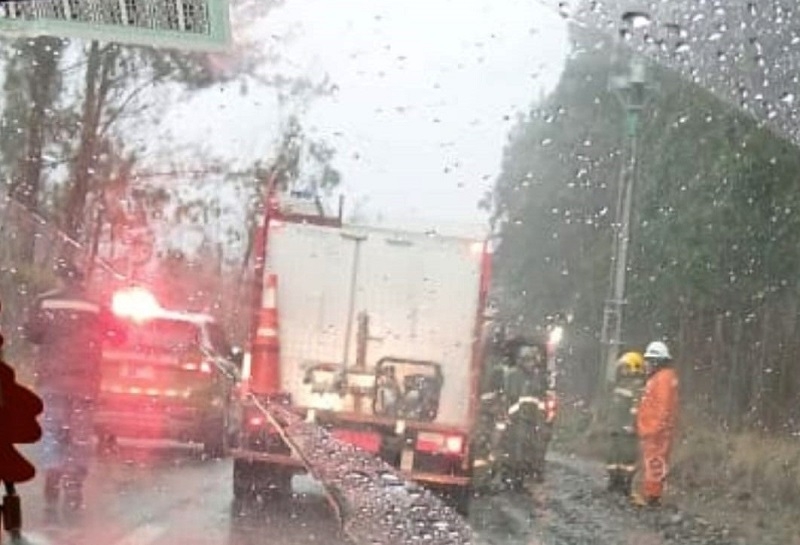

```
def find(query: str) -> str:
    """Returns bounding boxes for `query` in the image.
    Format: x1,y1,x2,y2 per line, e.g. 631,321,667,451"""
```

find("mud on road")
470,454,746,545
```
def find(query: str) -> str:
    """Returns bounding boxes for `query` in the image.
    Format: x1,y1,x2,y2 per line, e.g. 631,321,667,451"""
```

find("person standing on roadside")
24,259,124,514
472,332,509,493
497,337,550,490
606,351,646,497
634,341,679,507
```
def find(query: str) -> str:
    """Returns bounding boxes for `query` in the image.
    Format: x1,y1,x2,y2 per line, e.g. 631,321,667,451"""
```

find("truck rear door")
266,222,483,430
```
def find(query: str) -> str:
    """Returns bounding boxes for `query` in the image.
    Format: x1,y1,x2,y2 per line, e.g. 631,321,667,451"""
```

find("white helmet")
644,341,671,361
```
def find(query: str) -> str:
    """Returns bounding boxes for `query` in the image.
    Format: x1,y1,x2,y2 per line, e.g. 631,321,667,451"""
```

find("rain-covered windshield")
2,1,800,545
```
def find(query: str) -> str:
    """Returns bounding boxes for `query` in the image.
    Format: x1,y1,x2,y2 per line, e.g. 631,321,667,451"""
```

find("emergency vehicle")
95,287,241,456
230,190,492,512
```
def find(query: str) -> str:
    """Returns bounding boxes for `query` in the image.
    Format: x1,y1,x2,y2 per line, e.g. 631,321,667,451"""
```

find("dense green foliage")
492,28,800,432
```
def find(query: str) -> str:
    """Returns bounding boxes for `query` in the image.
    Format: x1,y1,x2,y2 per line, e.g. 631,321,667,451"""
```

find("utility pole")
600,55,653,385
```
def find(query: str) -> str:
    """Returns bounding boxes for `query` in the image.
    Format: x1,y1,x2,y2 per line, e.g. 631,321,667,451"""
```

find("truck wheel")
233,459,256,500
254,463,292,498
441,485,473,516
233,460,292,501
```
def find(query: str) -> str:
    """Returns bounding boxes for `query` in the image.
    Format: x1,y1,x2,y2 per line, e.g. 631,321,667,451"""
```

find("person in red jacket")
634,341,679,507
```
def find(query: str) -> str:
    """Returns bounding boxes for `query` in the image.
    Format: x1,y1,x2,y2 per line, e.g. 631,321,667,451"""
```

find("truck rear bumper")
400,471,470,487
234,403,472,487
230,447,470,486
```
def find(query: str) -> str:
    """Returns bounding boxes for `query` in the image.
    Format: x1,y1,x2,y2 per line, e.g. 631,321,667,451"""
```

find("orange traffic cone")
250,273,281,395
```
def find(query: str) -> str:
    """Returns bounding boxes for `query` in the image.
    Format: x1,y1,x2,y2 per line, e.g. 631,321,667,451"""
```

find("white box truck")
230,191,492,512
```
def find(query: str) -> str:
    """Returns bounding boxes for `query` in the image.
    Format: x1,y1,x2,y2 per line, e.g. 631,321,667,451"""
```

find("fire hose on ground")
248,395,480,545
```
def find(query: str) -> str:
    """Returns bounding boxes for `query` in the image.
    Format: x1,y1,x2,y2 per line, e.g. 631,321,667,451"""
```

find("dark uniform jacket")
25,285,122,397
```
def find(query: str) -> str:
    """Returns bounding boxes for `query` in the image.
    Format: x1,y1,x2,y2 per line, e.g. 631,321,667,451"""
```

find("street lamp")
600,54,655,385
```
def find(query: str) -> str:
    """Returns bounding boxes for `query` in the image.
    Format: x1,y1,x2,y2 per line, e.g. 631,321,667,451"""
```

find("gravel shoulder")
468,453,752,545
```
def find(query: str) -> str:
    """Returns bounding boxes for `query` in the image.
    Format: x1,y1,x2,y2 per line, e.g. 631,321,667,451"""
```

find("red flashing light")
444,435,464,455
112,287,161,322
248,415,264,428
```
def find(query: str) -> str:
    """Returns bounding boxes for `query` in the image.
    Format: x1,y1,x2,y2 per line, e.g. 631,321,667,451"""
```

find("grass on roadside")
554,401,800,543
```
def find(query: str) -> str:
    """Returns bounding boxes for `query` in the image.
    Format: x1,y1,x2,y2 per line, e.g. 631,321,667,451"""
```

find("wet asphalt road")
16,440,349,545
13,442,747,545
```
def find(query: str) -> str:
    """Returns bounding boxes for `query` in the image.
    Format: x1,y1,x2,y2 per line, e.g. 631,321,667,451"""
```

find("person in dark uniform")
472,336,508,492
24,259,124,513
496,337,550,490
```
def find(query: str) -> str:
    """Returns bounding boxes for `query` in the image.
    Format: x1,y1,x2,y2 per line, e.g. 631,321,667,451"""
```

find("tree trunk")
9,37,62,264
65,42,117,242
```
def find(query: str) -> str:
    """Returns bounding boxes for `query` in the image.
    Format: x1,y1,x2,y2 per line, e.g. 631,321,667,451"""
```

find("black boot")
607,470,621,492
620,474,634,497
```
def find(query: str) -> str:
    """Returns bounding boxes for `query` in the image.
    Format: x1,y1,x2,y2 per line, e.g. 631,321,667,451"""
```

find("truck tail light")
444,435,464,455
180,361,212,374
417,432,465,456
244,404,276,431
248,415,265,428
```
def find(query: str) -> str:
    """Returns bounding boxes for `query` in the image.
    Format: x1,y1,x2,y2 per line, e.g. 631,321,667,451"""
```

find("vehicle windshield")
2,1,799,544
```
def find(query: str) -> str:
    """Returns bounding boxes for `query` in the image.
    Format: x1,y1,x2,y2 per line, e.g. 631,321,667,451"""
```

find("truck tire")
440,484,473,516
233,459,292,501
233,459,255,500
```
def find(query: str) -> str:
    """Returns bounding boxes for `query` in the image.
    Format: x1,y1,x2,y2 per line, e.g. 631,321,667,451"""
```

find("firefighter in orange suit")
634,341,679,507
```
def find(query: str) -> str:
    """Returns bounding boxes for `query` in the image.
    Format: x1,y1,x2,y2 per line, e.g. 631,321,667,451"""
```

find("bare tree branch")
99,76,159,138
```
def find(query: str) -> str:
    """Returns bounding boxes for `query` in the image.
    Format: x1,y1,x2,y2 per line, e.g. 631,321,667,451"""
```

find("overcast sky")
137,0,570,239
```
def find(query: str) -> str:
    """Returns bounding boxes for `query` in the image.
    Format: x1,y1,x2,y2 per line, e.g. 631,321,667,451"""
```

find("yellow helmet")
618,351,645,376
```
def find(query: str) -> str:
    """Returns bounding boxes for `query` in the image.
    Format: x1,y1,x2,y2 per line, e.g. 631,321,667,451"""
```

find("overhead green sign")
0,0,231,51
